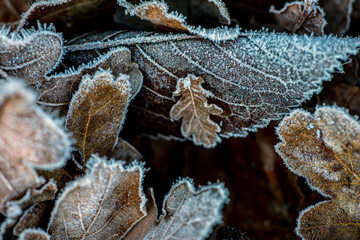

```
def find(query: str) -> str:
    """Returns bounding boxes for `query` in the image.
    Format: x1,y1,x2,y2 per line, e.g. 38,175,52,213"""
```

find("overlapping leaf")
0,27,63,87
170,75,223,147
276,106,360,239
18,228,50,240
0,81,70,214
140,179,228,240
47,156,146,240
38,47,142,115
66,70,131,164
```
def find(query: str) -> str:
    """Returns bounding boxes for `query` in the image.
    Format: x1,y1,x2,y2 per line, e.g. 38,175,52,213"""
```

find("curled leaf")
66,70,131,164
117,0,240,41
170,75,223,148
0,27,63,88
276,106,360,239
0,81,70,214
48,156,146,240
270,0,326,35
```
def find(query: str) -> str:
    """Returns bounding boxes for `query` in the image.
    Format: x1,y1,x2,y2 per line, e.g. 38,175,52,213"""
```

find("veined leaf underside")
66,31,360,139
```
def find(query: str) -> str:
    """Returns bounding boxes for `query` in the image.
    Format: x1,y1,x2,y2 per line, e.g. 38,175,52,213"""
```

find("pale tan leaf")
170,75,223,148
276,106,360,239
48,155,146,240
0,27,63,88
0,81,70,214
66,70,131,165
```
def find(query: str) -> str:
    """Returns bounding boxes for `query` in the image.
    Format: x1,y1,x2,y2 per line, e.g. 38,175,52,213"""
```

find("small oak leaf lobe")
66,70,131,164
170,75,223,148
276,106,360,240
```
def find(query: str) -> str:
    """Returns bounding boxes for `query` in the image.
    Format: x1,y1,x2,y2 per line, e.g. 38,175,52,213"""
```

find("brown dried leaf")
270,0,326,35
170,75,223,148
276,106,360,239
18,228,50,240
37,47,142,116
323,0,355,35
0,27,63,88
66,70,131,165
48,156,146,239
123,188,157,240
0,81,70,214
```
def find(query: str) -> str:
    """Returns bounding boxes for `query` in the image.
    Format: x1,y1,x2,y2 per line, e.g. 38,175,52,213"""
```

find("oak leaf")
47,155,146,240
0,81,70,214
276,106,360,239
170,75,223,148
0,26,63,88
66,70,131,164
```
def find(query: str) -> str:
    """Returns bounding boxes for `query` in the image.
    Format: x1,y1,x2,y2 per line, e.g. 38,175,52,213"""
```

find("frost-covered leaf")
170,75,223,148
37,47,142,115
117,0,240,41
142,179,228,240
118,0,189,31
18,228,50,240
0,27,63,88
13,201,53,236
48,155,146,240
16,0,117,32
323,0,355,35
107,138,144,162
66,70,131,165
270,0,326,35
1,181,57,237
66,30,360,147
0,81,70,214
275,106,360,239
